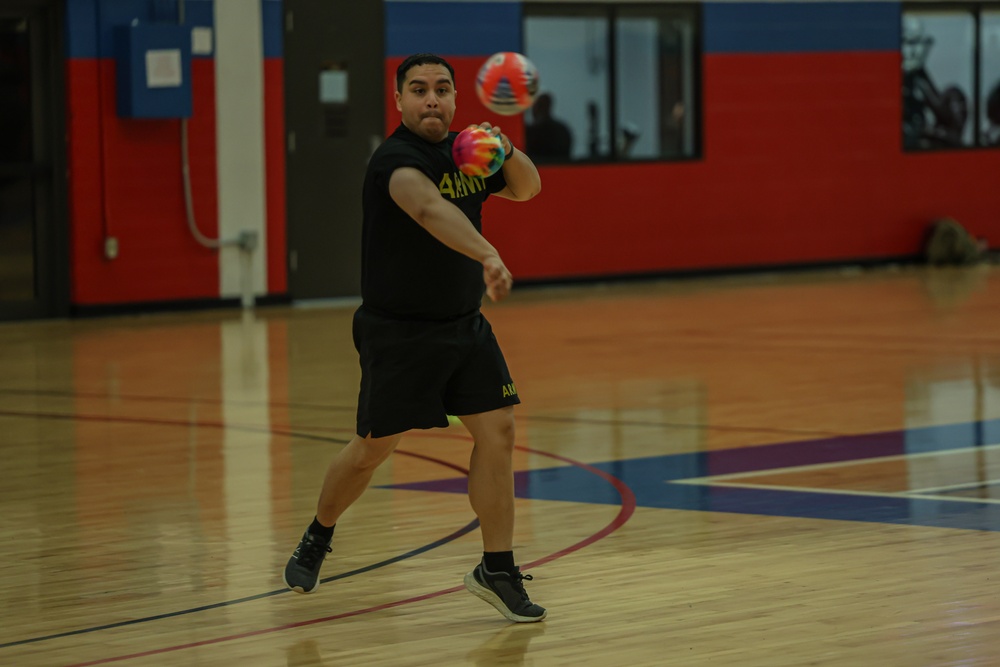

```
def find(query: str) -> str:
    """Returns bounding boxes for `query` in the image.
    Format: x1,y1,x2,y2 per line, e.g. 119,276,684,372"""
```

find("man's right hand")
483,256,513,302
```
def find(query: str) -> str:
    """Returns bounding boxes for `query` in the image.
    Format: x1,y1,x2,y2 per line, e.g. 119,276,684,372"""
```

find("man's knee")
472,409,516,452
495,411,515,444
351,434,401,469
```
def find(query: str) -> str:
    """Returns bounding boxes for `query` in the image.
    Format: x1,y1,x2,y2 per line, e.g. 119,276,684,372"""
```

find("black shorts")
352,306,521,438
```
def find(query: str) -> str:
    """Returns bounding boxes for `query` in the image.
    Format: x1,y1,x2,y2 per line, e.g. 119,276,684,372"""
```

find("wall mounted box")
115,22,192,119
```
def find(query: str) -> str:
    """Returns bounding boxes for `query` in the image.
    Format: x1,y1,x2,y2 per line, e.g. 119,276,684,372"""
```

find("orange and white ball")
475,52,540,116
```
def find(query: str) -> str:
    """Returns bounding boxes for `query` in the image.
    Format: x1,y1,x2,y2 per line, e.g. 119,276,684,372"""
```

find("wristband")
503,140,514,158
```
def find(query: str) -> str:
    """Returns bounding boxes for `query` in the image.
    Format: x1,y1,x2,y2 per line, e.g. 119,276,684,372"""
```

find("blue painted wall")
703,1,901,54
66,0,215,59
385,1,521,57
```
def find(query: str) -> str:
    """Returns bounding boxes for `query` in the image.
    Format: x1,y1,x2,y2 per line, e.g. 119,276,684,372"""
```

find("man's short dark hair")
396,53,456,93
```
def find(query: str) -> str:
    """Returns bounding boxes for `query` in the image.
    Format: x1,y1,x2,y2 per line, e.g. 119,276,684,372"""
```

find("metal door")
284,0,385,299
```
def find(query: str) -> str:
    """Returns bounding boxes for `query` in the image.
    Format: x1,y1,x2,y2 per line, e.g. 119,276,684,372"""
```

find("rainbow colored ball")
452,127,505,177
475,52,540,116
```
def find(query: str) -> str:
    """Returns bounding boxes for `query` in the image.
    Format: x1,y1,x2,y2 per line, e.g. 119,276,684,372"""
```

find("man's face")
395,63,456,142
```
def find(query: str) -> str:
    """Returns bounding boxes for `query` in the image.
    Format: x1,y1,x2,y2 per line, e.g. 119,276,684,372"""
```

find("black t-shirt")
360,124,508,320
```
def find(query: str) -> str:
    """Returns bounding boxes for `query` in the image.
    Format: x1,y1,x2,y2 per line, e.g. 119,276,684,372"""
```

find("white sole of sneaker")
283,570,318,594
463,571,547,623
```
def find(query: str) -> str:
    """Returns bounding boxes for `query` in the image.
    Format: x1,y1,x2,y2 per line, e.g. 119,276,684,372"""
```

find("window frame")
522,2,703,165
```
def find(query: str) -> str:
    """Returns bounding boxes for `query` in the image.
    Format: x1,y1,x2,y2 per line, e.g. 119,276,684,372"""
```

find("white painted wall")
215,0,268,299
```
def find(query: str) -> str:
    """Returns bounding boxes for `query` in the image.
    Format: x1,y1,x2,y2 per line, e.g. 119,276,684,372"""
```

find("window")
523,4,700,164
902,3,1000,149
982,10,1000,145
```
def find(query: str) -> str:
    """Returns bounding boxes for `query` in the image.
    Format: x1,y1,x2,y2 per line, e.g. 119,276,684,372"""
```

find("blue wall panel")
66,0,99,58
262,0,282,58
66,0,215,59
182,0,214,31
386,1,520,57
704,1,900,54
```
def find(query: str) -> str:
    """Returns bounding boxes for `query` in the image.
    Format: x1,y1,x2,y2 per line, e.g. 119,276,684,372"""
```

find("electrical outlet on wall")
104,237,119,260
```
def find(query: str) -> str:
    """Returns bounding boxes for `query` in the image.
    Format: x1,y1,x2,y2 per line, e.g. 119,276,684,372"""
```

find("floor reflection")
465,623,547,667
286,639,324,667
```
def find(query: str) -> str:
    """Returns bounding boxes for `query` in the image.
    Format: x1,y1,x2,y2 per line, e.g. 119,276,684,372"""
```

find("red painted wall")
67,57,289,307
70,47,999,308
67,58,220,305
263,59,287,296
443,52,1000,282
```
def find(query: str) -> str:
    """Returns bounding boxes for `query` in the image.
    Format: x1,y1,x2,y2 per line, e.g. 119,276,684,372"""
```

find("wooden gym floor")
2,265,1000,666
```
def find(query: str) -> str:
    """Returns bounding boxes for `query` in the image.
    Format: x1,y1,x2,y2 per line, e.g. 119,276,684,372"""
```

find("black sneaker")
283,532,332,594
464,561,547,623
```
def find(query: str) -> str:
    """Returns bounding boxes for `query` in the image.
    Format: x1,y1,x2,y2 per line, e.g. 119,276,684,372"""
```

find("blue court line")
0,518,480,650
388,418,1000,532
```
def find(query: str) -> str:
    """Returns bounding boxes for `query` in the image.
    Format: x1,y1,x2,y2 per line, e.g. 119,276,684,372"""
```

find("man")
282,53,546,623
525,92,572,162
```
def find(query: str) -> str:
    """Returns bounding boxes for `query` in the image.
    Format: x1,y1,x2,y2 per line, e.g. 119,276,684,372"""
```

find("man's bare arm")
473,122,541,202
389,167,513,301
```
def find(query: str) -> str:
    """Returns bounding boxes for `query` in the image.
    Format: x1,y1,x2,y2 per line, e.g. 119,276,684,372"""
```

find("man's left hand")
471,122,512,156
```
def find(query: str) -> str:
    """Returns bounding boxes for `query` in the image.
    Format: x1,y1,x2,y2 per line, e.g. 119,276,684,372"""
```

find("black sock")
483,551,515,574
308,517,335,540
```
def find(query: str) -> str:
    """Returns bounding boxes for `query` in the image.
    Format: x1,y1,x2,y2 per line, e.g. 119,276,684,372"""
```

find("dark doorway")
0,0,67,320
284,0,385,300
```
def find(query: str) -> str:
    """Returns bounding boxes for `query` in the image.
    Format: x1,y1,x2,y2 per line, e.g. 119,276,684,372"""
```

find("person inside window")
985,81,1000,146
525,92,572,162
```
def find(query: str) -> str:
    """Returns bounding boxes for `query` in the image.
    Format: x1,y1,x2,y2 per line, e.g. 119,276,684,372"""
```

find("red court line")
0,387,846,439
66,586,468,667
515,445,637,569
0,407,481,444
61,445,637,667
